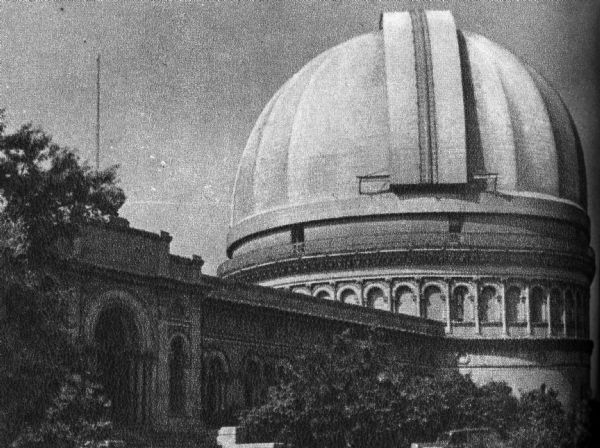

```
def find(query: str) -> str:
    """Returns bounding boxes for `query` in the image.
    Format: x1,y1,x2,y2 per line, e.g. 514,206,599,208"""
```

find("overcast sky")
1,0,599,387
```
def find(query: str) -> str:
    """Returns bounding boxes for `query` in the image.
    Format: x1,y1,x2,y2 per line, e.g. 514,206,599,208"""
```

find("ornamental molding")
225,248,593,284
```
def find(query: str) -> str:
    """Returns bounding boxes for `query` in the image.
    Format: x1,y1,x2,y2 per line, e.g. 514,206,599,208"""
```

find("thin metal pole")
96,54,100,170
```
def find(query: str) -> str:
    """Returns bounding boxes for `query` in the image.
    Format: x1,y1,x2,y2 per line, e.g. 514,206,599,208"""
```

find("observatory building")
29,9,592,433
219,10,594,406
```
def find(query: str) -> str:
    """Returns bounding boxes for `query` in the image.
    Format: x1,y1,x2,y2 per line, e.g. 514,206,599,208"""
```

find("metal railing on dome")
218,231,586,276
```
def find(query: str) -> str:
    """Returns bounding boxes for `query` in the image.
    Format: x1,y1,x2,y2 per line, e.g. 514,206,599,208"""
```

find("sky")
1,0,599,387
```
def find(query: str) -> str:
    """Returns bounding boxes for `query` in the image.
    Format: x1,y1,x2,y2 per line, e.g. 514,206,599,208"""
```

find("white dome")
227,10,587,255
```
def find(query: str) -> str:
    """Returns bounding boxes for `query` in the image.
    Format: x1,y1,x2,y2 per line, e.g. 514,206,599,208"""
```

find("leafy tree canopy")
0,110,125,446
240,330,598,448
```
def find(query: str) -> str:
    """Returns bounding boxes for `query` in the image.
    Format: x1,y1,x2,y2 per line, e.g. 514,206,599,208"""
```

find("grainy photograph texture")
0,1,599,447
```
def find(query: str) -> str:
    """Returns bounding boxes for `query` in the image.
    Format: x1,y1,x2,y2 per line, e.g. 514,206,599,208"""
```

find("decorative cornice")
223,248,595,284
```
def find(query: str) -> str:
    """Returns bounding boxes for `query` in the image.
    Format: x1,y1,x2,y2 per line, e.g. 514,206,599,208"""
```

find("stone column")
145,357,151,424
574,290,580,338
546,288,553,337
416,278,423,318
445,280,452,334
136,356,144,424
524,284,532,336
474,279,480,335
127,354,135,424
583,291,589,338
500,280,507,336
359,280,365,307
388,280,394,313
562,289,567,338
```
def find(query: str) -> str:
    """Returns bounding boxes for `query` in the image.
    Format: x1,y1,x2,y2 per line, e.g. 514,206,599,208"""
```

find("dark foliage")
11,374,112,448
240,330,597,448
0,111,125,446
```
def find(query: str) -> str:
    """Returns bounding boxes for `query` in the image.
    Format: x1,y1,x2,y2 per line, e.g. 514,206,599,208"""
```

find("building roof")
228,10,587,252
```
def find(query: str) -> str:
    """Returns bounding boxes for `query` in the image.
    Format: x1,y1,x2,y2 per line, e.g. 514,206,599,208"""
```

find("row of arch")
89,290,289,427
289,278,589,338
166,337,287,425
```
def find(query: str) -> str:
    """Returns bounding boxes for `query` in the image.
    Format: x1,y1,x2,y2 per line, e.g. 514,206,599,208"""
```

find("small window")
291,225,304,244
530,287,547,323
479,286,500,323
451,286,470,322
340,288,360,305
422,285,445,321
449,214,464,233
366,287,387,310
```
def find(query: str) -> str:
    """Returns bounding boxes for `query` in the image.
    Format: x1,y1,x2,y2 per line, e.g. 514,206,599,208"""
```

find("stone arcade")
28,10,598,432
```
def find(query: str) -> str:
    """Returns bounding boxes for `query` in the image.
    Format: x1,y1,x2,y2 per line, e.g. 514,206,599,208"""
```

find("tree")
239,330,520,448
239,330,590,448
0,110,126,446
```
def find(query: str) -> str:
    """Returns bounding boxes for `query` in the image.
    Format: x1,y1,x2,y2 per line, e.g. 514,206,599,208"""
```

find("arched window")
366,287,387,310
450,286,470,322
169,336,187,415
479,286,500,323
394,286,417,315
422,285,445,321
315,289,333,301
203,354,228,424
565,290,575,336
506,286,524,324
339,288,360,305
549,288,564,335
530,286,547,323
243,358,262,409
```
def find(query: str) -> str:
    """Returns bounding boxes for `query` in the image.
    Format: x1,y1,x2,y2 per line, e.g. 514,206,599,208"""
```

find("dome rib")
231,82,287,226
287,44,342,205
524,66,587,206
253,51,330,214
483,35,560,198
465,33,518,190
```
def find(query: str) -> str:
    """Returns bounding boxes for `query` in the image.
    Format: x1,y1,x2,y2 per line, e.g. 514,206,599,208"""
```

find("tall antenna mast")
96,53,101,170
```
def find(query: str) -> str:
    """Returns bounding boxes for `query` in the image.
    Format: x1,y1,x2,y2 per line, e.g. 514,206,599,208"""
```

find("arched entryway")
90,294,153,426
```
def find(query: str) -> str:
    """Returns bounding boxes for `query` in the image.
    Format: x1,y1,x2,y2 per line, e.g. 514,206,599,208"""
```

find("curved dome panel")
228,10,586,251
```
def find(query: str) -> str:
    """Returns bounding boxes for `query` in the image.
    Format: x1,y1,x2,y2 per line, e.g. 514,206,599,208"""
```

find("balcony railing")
218,231,586,276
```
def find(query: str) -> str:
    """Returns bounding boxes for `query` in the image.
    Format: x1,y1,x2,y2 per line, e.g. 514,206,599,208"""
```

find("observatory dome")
219,10,590,286
216,9,594,414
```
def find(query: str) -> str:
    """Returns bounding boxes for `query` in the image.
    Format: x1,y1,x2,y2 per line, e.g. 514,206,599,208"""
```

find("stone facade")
60,220,447,431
